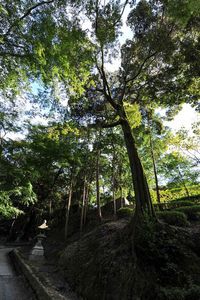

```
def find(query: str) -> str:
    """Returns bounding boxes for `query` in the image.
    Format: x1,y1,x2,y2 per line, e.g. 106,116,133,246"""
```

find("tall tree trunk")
121,120,155,219
83,186,90,226
178,167,190,198
119,167,123,208
111,133,117,216
8,218,16,241
112,156,117,217
64,170,74,240
96,147,102,221
49,196,52,218
40,166,63,219
80,175,87,234
120,186,123,208
150,135,161,203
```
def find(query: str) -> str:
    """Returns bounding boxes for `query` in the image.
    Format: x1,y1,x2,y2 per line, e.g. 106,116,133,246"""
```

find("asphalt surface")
0,246,36,300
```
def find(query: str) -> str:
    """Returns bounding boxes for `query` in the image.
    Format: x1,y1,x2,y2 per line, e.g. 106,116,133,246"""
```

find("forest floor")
17,244,82,300
17,216,128,299
4,215,200,300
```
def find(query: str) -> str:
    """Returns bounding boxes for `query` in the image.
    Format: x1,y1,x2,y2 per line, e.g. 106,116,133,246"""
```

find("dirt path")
0,246,36,300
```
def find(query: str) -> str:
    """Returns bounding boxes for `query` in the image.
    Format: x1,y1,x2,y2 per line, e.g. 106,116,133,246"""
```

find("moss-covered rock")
58,219,135,300
117,207,134,219
175,205,200,220
157,210,189,226
170,200,195,207
57,218,200,300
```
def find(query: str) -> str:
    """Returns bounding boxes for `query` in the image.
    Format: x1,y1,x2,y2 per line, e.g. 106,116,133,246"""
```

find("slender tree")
65,167,74,240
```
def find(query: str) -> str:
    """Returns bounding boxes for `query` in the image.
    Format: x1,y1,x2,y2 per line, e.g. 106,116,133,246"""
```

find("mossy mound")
58,217,200,300
175,205,200,221
59,219,134,300
157,210,189,226
117,207,134,219
170,200,196,207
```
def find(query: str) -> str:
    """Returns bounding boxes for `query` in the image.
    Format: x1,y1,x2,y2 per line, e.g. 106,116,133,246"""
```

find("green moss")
117,207,134,219
58,216,200,300
157,282,200,300
175,205,200,220
157,211,189,226
170,200,195,207
174,194,200,202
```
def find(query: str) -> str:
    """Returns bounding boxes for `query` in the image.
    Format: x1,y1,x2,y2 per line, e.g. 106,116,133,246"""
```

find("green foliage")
151,185,200,203
167,0,200,26
175,194,200,202
134,115,172,189
124,103,141,129
158,282,200,300
117,207,134,219
0,189,26,219
170,200,195,207
91,1,122,45
159,152,199,189
136,214,158,256
0,0,94,98
136,216,180,268
171,123,200,167
157,211,189,227
1,0,200,224
175,205,200,220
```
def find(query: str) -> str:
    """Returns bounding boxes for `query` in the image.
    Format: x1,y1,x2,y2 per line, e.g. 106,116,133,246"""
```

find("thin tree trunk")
178,167,190,198
119,166,123,208
150,135,161,203
121,120,155,219
64,170,74,240
83,186,89,225
49,198,52,218
120,186,123,208
96,147,102,221
112,156,117,217
8,218,16,241
41,166,63,219
111,134,117,217
80,175,87,234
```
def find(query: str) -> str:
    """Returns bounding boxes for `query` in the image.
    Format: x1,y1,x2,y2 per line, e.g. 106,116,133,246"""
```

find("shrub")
174,194,200,203
170,200,195,207
175,205,200,221
117,207,133,219
157,282,200,300
151,184,200,203
157,211,189,226
195,212,200,220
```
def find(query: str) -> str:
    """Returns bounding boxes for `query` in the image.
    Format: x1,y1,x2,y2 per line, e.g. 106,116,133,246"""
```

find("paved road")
0,246,36,300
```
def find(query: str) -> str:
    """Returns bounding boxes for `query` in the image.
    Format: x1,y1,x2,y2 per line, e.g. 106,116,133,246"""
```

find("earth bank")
45,215,200,300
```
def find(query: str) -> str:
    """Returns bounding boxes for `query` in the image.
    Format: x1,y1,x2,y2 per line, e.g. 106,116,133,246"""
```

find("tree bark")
80,175,87,234
119,166,124,208
83,186,90,225
121,120,155,219
150,135,161,203
178,167,190,198
120,186,123,208
64,170,74,240
112,155,117,217
96,148,102,221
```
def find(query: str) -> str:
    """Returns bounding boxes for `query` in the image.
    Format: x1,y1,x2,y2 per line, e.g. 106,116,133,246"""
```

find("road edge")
10,248,66,300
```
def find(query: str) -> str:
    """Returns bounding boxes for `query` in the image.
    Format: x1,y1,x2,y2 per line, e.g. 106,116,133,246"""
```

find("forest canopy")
0,0,199,232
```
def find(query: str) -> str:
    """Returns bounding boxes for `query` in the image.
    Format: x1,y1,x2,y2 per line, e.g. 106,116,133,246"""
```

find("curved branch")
125,51,157,84
100,48,120,111
89,119,122,129
0,52,28,57
4,0,54,38
113,0,129,27
102,120,122,128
